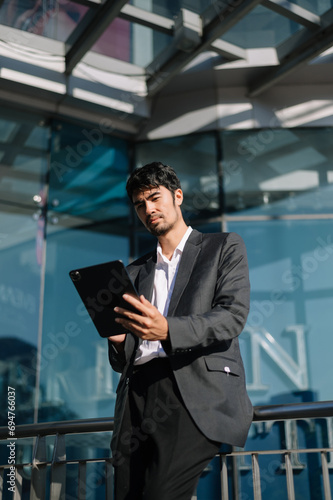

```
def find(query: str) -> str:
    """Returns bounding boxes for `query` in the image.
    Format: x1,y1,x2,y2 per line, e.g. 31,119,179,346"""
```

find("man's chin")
149,227,167,237
148,223,170,237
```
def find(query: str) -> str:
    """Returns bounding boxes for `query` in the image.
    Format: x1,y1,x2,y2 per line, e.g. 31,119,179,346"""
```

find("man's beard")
149,222,172,236
146,214,177,236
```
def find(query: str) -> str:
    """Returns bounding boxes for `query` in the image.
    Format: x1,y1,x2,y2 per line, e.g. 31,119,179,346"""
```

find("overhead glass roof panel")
0,0,88,42
288,0,333,15
129,0,207,19
91,17,172,67
91,18,131,62
221,5,303,49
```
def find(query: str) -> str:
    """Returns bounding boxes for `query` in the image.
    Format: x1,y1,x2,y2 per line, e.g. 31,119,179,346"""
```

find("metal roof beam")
262,0,321,30
0,25,64,57
119,4,174,35
248,8,333,97
210,39,247,61
67,0,101,7
65,0,128,75
146,0,262,96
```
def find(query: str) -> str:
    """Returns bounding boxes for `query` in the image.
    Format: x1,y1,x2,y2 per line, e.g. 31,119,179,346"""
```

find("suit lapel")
168,230,202,316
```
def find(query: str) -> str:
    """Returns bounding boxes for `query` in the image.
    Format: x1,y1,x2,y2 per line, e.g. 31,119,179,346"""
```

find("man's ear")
174,188,183,206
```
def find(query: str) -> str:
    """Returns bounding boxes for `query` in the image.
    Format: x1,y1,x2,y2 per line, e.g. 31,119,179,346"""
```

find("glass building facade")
1,106,333,498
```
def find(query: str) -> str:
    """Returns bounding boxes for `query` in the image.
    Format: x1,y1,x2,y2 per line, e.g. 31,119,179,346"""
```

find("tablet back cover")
69,260,138,337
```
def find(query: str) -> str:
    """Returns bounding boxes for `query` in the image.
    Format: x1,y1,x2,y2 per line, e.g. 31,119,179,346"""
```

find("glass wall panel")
0,110,49,425
221,128,333,215
50,122,129,221
227,219,333,408
38,122,130,422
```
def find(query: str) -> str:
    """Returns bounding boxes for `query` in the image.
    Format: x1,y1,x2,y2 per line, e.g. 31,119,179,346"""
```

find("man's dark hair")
126,162,181,201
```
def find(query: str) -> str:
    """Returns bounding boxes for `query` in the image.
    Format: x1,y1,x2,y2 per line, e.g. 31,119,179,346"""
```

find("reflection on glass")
227,219,333,407
38,121,130,422
0,0,88,41
40,224,129,422
92,18,172,67
0,112,49,425
221,128,333,215
222,5,302,49
92,18,131,63
50,122,129,222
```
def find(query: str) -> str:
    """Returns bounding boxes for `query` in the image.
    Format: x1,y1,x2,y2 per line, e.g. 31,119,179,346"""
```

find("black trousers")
113,358,221,500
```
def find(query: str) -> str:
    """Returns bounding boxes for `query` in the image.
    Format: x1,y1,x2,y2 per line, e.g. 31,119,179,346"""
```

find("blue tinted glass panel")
40,224,129,422
227,219,333,408
289,0,333,15
0,112,49,425
221,128,333,215
222,5,302,49
39,124,130,422
49,122,129,222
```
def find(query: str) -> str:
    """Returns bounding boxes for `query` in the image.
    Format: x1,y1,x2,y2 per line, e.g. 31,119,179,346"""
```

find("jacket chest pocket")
204,356,240,377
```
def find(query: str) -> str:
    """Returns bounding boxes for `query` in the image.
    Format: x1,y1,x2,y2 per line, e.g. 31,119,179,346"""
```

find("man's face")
132,185,183,237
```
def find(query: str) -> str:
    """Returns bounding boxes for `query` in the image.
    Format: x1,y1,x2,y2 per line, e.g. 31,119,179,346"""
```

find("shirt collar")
157,226,193,263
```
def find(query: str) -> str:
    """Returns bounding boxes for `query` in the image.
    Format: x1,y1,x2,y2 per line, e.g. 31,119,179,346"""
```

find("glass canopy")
0,0,332,130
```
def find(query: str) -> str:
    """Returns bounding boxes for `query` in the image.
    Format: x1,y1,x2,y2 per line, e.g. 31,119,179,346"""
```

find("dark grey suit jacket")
109,230,253,449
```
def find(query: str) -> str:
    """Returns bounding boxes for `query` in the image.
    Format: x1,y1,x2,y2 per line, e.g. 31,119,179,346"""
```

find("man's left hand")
114,294,169,341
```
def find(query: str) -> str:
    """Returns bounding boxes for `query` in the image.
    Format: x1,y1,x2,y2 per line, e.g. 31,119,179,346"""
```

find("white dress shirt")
134,226,193,365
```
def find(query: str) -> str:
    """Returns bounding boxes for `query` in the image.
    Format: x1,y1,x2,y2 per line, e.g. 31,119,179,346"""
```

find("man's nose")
145,202,156,215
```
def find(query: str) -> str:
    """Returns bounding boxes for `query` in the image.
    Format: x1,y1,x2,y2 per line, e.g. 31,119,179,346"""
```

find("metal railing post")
105,460,114,500
78,461,87,500
321,451,332,500
30,435,47,500
50,434,66,500
252,453,262,500
220,454,229,500
284,452,296,500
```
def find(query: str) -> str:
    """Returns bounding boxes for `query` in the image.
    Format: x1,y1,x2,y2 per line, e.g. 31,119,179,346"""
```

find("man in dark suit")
108,162,253,500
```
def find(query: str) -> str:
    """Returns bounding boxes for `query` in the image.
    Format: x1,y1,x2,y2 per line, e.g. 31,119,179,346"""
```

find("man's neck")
158,221,189,260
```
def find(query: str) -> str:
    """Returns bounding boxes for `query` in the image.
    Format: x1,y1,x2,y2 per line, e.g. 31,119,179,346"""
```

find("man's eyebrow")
133,190,160,206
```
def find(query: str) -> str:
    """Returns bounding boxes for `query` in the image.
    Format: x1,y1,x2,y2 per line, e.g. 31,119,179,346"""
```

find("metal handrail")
253,399,333,421
1,400,333,439
1,400,333,500
0,416,115,440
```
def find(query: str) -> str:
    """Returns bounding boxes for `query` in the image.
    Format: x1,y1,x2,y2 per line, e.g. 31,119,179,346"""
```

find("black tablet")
69,260,140,337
